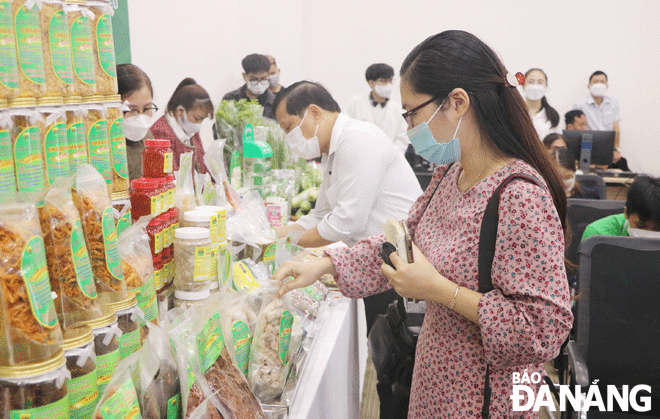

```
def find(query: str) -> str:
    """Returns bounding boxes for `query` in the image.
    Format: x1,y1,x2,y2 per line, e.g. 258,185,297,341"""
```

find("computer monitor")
562,130,615,171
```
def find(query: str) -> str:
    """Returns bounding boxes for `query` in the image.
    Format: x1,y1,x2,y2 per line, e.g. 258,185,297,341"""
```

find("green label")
120,328,140,359
44,122,70,181
109,117,128,180
49,10,73,84
67,120,85,174
95,13,116,78
88,120,111,185
98,377,142,419
196,312,224,372
208,245,218,281
0,129,16,193
218,246,230,285
68,369,99,419
130,274,157,322
96,348,120,395
263,242,276,262
71,219,97,299
102,207,124,281
167,393,181,419
0,2,19,90
21,236,57,328
116,210,131,237
232,320,251,376
303,284,323,301
279,310,293,365
14,5,46,85
14,126,46,192
10,395,69,419
193,245,210,282
70,16,95,85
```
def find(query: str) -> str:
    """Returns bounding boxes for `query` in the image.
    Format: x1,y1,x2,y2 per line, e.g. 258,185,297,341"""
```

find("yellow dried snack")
12,0,47,98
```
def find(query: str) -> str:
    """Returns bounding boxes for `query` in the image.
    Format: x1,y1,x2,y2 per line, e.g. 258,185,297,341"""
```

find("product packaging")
40,0,75,97
12,0,47,98
88,0,118,95
64,1,97,97
62,325,99,418
7,99,48,195
87,305,122,396
0,100,17,194
0,2,20,100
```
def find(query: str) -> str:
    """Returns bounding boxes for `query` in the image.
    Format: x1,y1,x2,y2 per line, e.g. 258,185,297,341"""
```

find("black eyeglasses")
124,104,159,119
402,96,438,128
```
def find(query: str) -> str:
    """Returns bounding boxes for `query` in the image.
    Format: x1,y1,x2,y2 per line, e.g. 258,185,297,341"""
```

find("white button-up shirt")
573,95,621,130
345,93,410,154
295,114,423,246
531,107,561,142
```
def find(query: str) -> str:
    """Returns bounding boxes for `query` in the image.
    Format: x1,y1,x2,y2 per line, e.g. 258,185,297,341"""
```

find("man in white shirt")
345,63,410,154
573,71,621,148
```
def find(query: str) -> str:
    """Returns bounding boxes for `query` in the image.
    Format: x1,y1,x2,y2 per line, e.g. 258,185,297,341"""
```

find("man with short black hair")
266,55,285,96
565,109,589,130
222,53,276,119
345,63,409,154
573,70,621,147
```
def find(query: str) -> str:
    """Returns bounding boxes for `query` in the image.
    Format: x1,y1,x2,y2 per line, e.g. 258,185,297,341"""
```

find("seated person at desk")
223,53,276,120
582,175,660,240
542,133,584,198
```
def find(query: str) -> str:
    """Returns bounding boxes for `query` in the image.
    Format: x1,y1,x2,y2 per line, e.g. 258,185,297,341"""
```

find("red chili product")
152,252,163,291
165,174,175,211
145,216,160,258
155,177,168,216
130,178,159,222
142,139,172,178
162,209,174,262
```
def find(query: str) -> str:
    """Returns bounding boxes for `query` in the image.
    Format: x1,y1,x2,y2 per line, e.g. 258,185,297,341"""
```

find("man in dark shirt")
222,53,276,120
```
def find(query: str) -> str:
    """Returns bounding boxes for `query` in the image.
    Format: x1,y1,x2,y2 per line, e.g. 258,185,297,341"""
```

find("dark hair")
542,133,566,149
166,78,213,117
400,30,568,236
524,68,559,128
626,176,660,226
242,54,271,74
117,63,153,98
564,109,584,126
365,63,394,82
589,70,608,83
273,81,341,117
266,55,277,67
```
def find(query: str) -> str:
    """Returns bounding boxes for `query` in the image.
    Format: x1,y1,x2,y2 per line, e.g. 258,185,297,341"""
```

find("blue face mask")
407,102,462,165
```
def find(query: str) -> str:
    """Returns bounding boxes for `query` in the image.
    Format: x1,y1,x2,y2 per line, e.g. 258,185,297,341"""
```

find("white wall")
128,0,660,176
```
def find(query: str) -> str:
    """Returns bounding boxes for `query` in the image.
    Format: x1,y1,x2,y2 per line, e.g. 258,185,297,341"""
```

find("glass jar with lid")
7,97,48,193
173,289,210,310
105,94,129,194
0,99,17,194
174,227,212,292
82,95,112,195
62,325,98,418
86,305,121,396
40,0,75,98
63,95,87,174
143,139,173,178
102,294,140,360
64,0,97,97
87,0,118,95
37,96,71,182
0,1,20,100
11,0,47,98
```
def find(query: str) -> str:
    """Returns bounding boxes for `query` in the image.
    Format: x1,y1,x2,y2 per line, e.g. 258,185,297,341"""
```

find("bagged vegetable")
74,164,127,305
176,152,195,217
39,176,101,330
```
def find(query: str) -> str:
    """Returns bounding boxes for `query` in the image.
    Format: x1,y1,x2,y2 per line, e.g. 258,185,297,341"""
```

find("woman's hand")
272,256,336,298
381,243,448,300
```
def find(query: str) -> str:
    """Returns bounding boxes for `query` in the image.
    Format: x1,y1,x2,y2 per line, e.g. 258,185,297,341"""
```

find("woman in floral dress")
274,30,573,418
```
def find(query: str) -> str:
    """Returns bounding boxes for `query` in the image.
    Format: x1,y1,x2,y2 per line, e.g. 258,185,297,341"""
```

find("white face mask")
589,83,607,97
269,74,280,88
564,174,576,192
176,107,202,136
374,83,393,99
524,84,546,101
248,80,270,96
284,109,321,160
625,220,660,238
124,114,155,142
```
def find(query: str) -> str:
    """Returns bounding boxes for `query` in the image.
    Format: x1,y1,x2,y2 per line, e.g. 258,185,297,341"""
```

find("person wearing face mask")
117,63,158,180
582,175,660,240
272,31,573,418
345,63,410,154
265,55,285,96
222,53,276,119
149,78,213,174
542,134,584,198
523,68,561,142
573,70,621,148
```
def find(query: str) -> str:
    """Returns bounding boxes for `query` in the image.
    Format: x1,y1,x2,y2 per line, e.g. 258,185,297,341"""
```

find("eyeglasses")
124,104,159,119
248,76,269,83
402,96,438,128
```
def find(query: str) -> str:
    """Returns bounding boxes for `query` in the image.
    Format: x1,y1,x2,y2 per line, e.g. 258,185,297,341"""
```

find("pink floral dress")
326,161,573,418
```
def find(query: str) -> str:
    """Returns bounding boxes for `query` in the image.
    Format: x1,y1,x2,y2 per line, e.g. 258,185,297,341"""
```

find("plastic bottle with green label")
0,1,20,99
39,102,71,182
9,105,48,193
67,4,96,96
88,1,117,95
41,1,74,97
12,1,47,98
0,110,17,193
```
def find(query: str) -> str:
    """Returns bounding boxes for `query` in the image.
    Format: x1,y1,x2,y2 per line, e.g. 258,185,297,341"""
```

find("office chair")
576,174,608,200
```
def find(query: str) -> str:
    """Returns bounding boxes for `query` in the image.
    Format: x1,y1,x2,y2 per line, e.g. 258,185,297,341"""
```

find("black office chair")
576,174,608,200
563,236,660,418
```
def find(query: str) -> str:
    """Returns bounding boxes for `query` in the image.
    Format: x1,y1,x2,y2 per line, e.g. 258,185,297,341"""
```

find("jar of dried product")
63,95,87,174
12,0,47,98
105,95,129,194
153,213,166,256
174,227,212,292
161,208,174,263
62,326,98,419
40,0,75,97
142,138,172,178
86,305,121,396
184,209,219,244
155,176,168,216
152,252,163,290
217,240,231,289
37,96,71,182
64,0,97,97
146,215,161,258
173,289,210,310
0,1,20,100
102,293,140,360
165,173,175,210
0,351,70,418
130,177,159,222
0,99,17,194
195,204,227,243
7,98,48,194
87,0,117,95
112,192,131,237
82,95,112,194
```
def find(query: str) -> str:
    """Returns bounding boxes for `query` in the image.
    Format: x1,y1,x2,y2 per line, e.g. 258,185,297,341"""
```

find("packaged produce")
92,351,142,419
112,193,131,236
143,138,173,178
105,95,129,193
103,293,141,360
217,240,231,288
175,152,195,216
65,1,97,96
173,289,210,311
0,1,20,100
156,281,174,321
40,0,75,97
63,96,88,174
7,98,48,194
0,350,70,417
165,173,175,209
195,204,227,243
12,0,47,98
0,201,63,366
87,0,118,95
0,100,17,194
174,227,212,292
87,305,121,395
62,326,99,419
265,169,295,226
222,289,259,377
82,96,112,193
37,96,71,181
74,164,127,304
